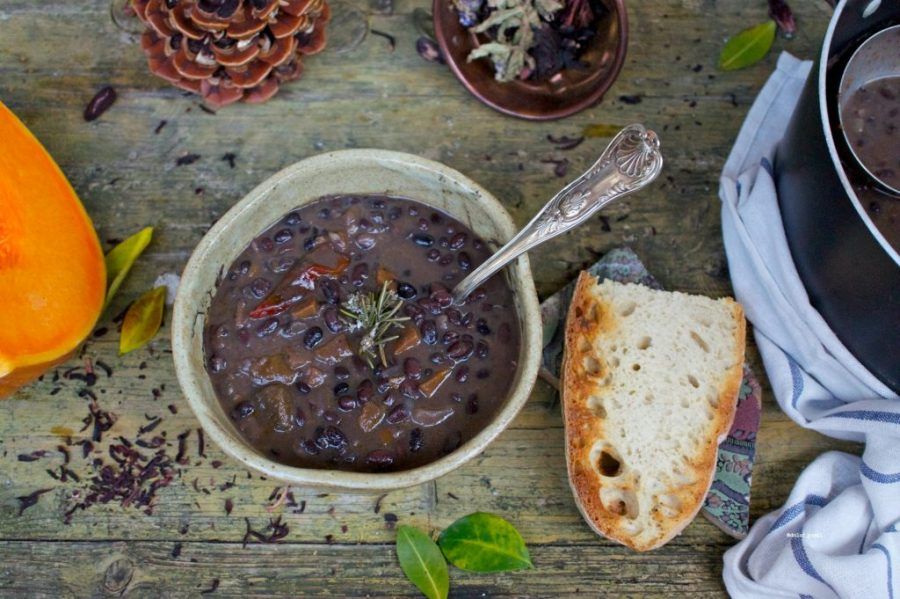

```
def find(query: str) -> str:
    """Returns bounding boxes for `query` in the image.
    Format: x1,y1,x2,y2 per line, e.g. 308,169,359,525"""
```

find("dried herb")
105,227,154,309
200,579,220,594
768,0,795,37
340,281,410,368
17,489,52,516
438,512,532,572
719,21,777,71
465,0,563,82
84,86,117,122
371,29,397,51
547,134,584,150
242,517,290,547
417,37,444,64
221,152,237,168
119,287,167,355
175,153,201,166
396,525,449,599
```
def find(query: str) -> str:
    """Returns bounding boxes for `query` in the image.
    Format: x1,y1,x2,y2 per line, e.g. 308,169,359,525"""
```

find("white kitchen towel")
719,52,900,599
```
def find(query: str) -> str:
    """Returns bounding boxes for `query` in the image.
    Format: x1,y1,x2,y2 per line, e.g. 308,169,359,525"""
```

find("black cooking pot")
775,0,900,393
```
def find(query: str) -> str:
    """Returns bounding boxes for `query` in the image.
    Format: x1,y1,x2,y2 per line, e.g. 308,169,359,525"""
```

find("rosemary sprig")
340,281,410,368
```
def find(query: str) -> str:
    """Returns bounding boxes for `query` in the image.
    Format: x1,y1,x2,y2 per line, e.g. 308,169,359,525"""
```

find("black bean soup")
204,195,521,472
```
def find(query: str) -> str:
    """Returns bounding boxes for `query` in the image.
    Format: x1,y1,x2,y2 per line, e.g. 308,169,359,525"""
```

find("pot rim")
819,0,900,266
171,149,542,491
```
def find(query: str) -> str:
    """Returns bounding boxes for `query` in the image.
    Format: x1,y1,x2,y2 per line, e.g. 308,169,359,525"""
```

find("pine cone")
131,0,330,108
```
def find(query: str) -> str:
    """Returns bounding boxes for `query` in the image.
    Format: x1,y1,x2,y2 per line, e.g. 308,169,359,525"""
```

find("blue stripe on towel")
861,462,900,484
791,536,833,591
786,354,804,409
799,595,815,599
821,410,900,426
770,495,829,532
872,544,894,599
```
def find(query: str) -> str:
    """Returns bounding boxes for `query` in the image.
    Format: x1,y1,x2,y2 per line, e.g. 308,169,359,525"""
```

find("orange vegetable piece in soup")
0,100,106,398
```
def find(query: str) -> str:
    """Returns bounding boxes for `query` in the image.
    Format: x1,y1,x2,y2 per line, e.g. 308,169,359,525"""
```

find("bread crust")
561,272,746,551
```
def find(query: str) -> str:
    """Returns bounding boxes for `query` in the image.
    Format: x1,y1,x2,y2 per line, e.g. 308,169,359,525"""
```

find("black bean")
356,379,374,402
318,208,331,219
420,321,437,345
451,392,463,403
409,428,424,453
267,256,295,273
323,410,342,424
447,340,474,361
257,237,274,253
84,86,117,121
388,206,402,220
397,281,417,299
447,309,462,326
256,318,279,337
430,212,443,224
404,303,425,323
386,404,410,424
417,218,430,231
303,237,317,251
208,355,227,373
323,307,343,332
431,287,452,308
297,439,320,455
315,426,347,449
321,279,340,304
238,261,251,275
366,450,396,467
337,396,359,411
457,252,472,270
408,205,419,216
426,249,441,262
274,229,293,243
438,254,453,266
412,233,434,247
294,408,306,428
403,358,422,380
441,331,460,345
303,327,323,349
350,263,369,287
430,352,446,365
333,382,350,396
466,394,479,414
473,238,484,250
438,236,449,248
334,366,350,380
249,278,271,298
454,366,469,383
399,379,421,399
285,211,302,226
476,341,490,359
476,369,490,379
296,381,311,394
449,232,468,249
232,402,254,419
476,319,491,335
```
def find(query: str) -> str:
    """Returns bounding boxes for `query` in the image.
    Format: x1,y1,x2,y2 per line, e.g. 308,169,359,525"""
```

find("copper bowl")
433,0,628,120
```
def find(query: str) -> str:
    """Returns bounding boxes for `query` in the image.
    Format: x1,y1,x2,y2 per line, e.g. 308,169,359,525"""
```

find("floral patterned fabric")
540,247,761,539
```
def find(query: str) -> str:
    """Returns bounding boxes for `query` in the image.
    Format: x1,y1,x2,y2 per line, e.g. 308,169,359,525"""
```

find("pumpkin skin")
0,100,106,398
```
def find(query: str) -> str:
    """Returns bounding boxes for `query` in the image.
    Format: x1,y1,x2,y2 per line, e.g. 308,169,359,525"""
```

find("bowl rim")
432,0,629,121
172,149,542,491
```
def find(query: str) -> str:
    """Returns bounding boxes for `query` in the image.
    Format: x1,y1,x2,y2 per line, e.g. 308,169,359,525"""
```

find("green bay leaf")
438,512,533,573
105,226,154,309
119,286,166,355
719,20,776,71
396,525,449,599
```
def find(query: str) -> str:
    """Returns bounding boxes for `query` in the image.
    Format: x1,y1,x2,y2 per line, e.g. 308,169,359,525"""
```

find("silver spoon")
452,123,664,304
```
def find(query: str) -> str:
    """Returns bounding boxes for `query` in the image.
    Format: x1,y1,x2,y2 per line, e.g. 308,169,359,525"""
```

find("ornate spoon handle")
452,123,664,304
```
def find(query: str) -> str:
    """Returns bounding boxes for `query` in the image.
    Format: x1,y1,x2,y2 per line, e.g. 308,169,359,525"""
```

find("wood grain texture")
0,0,854,596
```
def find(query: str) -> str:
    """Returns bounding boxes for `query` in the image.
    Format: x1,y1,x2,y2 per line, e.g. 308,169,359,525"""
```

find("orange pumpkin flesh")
0,100,106,398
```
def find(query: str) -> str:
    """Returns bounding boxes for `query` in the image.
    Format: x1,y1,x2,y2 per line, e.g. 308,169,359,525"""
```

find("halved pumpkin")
0,100,106,398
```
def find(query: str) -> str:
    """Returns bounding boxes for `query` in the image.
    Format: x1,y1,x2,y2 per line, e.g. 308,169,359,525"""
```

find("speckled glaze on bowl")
172,150,541,491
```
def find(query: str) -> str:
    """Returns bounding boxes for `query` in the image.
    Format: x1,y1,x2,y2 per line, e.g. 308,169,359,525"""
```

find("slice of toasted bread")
561,273,745,551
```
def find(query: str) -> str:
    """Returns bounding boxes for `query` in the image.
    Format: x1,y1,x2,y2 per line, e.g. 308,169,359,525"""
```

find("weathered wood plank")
0,540,730,597
0,0,842,595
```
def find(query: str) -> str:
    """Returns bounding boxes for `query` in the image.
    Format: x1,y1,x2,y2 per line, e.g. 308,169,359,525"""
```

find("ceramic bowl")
172,149,541,491
433,0,628,120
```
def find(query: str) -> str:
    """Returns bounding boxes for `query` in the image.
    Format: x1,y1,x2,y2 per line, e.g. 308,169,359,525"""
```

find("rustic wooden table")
0,0,857,596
